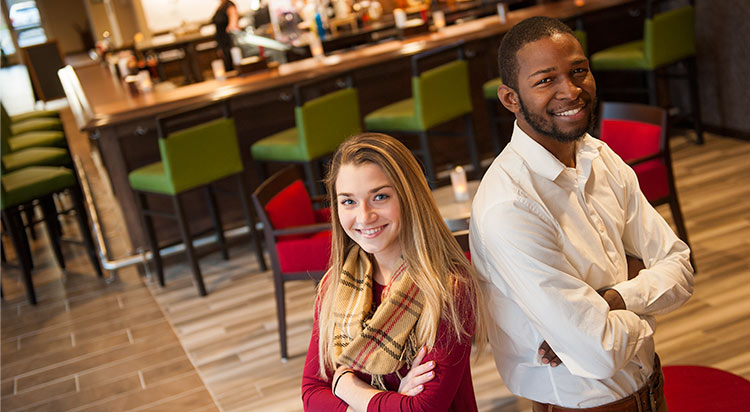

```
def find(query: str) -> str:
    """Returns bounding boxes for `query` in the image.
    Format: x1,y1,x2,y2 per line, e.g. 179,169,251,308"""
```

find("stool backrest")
295,87,362,159
413,59,472,130
645,5,695,68
159,117,244,193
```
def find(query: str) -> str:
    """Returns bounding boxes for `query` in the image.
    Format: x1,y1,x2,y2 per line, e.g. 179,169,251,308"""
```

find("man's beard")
518,94,597,143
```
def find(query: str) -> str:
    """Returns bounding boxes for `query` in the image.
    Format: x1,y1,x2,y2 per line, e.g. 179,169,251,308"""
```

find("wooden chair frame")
599,101,694,269
251,165,330,360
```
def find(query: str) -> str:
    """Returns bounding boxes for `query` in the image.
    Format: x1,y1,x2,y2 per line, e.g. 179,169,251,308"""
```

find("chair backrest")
252,165,317,237
413,59,472,130
158,117,244,193
645,5,695,68
295,87,362,159
599,101,673,203
252,166,332,277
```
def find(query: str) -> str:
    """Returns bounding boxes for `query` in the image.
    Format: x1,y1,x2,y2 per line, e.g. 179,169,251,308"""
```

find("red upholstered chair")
662,365,750,411
598,101,694,269
251,166,331,360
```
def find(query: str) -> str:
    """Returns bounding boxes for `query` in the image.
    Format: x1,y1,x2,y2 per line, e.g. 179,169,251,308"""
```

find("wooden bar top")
72,0,637,132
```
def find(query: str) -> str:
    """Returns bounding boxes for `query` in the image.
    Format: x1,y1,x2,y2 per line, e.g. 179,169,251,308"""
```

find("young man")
469,16,694,411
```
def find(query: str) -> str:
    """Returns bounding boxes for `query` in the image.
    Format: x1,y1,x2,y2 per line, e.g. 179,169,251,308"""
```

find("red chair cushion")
265,180,316,241
662,365,750,411
276,230,332,273
314,207,331,223
600,119,670,201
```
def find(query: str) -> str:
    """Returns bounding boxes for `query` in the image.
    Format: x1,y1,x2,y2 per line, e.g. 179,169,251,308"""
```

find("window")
5,0,46,48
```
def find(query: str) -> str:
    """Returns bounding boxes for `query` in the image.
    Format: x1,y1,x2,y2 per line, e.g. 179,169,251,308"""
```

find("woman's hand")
398,346,436,396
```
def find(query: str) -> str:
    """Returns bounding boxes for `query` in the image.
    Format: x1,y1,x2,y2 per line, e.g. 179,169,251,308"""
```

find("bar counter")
67,0,647,250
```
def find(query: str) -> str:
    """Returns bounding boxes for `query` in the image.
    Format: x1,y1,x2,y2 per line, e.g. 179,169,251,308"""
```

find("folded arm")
478,202,654,380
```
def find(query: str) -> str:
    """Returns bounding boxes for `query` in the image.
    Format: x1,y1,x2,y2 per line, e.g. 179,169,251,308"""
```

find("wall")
36,0,89,54
695,0,750,137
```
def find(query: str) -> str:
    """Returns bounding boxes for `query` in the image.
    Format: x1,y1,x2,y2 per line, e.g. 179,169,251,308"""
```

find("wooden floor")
2,72,748,410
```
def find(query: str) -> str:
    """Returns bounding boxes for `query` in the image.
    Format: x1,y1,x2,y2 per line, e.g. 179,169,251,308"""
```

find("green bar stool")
590,5,703,144
128,103,267,296
2,124,70,171
364,44,478,186
1,105,66,152
1,166,103,305
482,30,587,155
251,75,362,195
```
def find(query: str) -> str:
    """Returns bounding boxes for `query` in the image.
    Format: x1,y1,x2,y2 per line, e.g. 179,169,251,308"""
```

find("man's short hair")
498,16,579,91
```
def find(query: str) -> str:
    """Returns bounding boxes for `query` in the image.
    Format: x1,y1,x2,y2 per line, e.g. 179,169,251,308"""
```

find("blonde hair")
317,133,487,377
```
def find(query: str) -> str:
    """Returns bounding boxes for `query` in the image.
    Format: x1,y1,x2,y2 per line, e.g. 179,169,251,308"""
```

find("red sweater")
301,281,477,412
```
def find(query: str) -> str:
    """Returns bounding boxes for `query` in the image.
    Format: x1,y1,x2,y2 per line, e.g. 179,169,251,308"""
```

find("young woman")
301,133,486,412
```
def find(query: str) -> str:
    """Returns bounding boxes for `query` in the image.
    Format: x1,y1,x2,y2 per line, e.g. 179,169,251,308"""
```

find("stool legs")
204,186,229,261
135,192,165,286
464,114,481,176
70,185,104,278
2,209,36,305
686,57,704,145
417,131,436,187
172,194,207,296
39,197,66,270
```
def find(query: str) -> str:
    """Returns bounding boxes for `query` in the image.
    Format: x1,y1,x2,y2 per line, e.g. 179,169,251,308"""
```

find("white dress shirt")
470,123,693,408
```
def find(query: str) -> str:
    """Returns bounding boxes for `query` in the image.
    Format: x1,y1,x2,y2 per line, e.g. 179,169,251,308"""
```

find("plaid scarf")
333,245,424,389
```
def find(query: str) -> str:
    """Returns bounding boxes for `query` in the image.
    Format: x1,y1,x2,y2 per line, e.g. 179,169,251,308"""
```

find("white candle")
211,59,226,80
394,8,407,28
497,3,507,24
450,166,470,202
432,10,445,30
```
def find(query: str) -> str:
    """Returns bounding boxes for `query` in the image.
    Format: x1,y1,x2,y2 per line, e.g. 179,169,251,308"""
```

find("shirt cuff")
610,279,644,313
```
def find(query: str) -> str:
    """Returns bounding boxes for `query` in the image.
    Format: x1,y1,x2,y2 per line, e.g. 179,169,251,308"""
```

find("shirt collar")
508,121,601,181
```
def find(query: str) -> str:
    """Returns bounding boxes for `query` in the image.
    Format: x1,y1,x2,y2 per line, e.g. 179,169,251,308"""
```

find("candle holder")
450,166,470,202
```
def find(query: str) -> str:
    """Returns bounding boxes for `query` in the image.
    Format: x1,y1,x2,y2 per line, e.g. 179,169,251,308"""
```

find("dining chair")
251,165,331,360
598,101,694,269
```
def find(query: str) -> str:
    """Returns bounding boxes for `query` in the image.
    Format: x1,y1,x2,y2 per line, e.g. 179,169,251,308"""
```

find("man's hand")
626,255,645,280
600,288,626,311
538,341,562,367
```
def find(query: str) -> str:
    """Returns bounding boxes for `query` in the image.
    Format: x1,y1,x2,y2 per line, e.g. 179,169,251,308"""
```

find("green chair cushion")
128,161,171,194
1,166,75,209
8,130,67,151
10,117,63,135
366,60,472,132
295,88,362,160
591,5,695,71
591,40,649,70
252,88,361,162
251,127,305,161
483,77,503,100
646,5,695,69
2,147,70,172
414,60,473,130
10,109,60,123
129,118,244,195
365,98,420,131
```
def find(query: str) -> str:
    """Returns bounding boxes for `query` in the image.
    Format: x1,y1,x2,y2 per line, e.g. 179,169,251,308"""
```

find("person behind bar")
301,133,486,412
469,16,694,412
212,0,239,71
